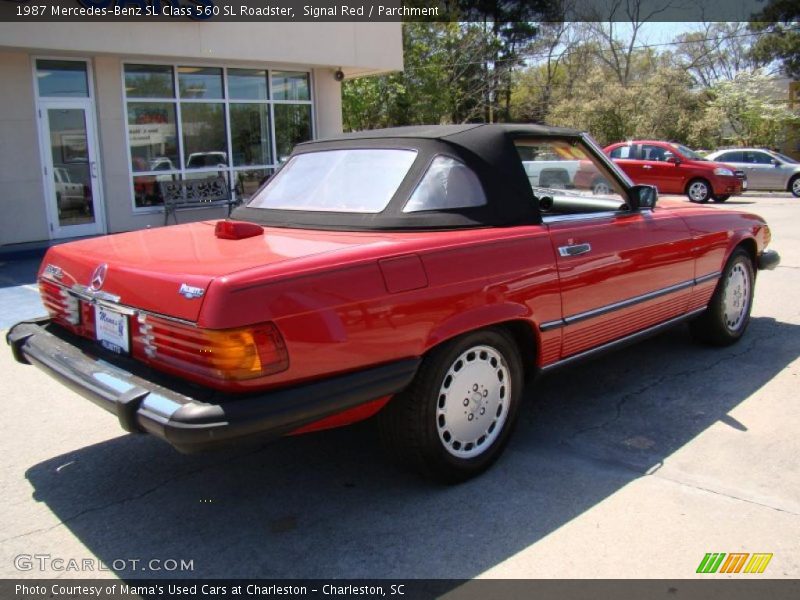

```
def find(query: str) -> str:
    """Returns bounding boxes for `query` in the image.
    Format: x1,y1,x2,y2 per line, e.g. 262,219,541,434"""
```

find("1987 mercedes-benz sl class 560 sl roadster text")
7,124,780,482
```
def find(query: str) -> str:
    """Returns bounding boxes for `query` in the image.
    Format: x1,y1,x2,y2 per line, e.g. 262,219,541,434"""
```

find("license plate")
95,305,130,354
742,180,748,190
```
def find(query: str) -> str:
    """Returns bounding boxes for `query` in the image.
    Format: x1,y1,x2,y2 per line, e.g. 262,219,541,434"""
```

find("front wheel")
687,179,711,203
690,248,754,346
377,328,524,483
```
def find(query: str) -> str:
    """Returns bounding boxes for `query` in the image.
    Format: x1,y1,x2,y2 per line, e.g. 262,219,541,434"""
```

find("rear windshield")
248,149,417,213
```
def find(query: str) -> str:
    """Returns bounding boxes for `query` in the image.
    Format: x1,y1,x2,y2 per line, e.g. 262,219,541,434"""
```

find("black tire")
377,328,524,484
689,248,754,346
686,178,711,203
713,195,730,203
789,175,800,198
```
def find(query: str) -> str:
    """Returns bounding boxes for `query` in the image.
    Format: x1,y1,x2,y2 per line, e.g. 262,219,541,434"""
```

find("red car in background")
604,140,745,203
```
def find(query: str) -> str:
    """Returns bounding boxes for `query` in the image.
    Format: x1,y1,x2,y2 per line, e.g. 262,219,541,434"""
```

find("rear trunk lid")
41,221,397,322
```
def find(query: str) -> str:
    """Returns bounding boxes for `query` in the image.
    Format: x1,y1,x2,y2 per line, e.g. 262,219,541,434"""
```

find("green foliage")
749,1,800,79
705,70,800,148
342,22,489,130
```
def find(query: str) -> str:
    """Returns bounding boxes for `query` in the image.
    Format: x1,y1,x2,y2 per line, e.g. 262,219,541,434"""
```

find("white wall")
0,52,49,246
0,22,403,75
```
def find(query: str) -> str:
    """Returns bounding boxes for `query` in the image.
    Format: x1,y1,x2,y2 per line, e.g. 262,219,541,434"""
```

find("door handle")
558,243,592,257
90,161,98,178
642,164,653,169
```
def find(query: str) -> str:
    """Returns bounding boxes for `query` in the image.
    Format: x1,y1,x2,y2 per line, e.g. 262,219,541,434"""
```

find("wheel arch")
423,308,540,381
730,236,758,272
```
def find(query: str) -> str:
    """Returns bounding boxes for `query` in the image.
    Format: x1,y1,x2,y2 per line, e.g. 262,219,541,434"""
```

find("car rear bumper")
7,319,419,453
758,249,781,271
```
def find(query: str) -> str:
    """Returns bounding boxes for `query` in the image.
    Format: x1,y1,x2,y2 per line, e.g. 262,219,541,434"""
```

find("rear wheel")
713,194,730,203
690,248,754,346
687,179,711,203
377,328,523,483
790,175,800,198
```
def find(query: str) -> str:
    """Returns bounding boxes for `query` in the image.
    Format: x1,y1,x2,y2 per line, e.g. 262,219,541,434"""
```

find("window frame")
122,60,315,214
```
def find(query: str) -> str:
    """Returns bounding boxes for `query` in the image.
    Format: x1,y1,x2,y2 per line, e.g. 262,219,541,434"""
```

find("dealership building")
0,22,402,248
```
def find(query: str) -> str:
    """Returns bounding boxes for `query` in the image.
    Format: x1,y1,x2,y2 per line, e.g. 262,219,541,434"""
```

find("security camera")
334,70,345,82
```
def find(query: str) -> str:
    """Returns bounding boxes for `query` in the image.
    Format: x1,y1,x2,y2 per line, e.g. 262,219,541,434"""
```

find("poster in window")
61,134,88,164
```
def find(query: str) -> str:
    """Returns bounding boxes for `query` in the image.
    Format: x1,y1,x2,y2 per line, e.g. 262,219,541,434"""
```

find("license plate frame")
95,305,130,355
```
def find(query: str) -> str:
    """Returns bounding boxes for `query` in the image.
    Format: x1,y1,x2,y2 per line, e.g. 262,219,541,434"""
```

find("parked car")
705,148,800,197
186,151,228,169
53,167,88,216
522,159,580,190
8,125,780,482
604,140,746,203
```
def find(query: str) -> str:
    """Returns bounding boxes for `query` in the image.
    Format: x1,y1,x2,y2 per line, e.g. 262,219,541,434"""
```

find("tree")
342,22,494,129
674,22,766,87
704,70,800,148
749,0,800,79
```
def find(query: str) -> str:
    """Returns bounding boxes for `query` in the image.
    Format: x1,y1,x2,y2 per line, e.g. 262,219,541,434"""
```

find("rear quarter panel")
198,227,562,390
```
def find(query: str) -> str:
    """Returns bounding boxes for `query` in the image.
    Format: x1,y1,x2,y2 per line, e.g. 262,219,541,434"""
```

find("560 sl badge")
178,283,205,299
43,264,63,280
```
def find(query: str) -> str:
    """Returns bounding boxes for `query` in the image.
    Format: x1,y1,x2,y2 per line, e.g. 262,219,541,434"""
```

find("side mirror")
666,156,681,164
629,184,658,210
772,159,781,167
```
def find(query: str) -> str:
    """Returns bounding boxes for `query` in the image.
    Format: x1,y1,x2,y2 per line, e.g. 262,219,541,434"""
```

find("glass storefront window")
37,60,89,98
234,169,273,201
271,71,310,101
181,103,227,169
228,68,268,100
125,64,174,98
127,103,179,173
274,104,312,162
178,66,223,99
230,103,271,166
133,172,176,207
124,64,312,209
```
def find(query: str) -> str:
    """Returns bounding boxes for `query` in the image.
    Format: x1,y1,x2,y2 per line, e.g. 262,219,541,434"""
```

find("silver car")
707,148,800,197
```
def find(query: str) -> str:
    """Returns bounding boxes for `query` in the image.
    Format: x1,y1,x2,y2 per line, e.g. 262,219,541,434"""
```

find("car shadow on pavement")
23,316,800,580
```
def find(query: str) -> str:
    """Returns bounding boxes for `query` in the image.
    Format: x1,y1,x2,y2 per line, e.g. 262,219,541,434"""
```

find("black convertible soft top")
232,124,616,231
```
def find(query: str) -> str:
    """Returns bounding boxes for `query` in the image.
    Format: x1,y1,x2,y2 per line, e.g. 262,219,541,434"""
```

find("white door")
35,59,106,239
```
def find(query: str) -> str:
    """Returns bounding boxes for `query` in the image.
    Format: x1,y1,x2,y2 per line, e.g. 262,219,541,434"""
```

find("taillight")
135,314,289,382
39,279,80,325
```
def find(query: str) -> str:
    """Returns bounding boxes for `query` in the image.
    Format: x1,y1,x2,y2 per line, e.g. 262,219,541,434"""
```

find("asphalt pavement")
0,192,798,581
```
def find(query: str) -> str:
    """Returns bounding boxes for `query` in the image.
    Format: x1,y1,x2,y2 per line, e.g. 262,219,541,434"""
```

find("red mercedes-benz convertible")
7,124,780,482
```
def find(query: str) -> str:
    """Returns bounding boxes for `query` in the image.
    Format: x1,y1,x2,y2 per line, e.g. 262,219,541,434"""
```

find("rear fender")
423,303,537,352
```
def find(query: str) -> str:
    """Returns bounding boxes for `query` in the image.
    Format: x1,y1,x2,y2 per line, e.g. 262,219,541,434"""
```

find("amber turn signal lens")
137,316,288,382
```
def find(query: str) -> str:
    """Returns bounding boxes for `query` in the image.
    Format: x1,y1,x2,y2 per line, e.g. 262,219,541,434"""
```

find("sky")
617,21,704,46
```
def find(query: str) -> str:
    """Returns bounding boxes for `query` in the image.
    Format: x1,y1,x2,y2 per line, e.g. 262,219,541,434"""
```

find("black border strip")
539,271,721,332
